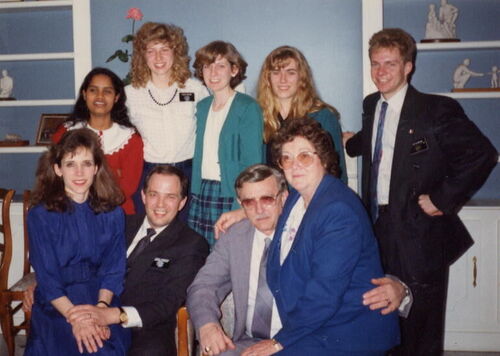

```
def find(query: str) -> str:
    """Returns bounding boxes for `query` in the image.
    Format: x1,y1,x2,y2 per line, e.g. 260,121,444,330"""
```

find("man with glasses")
187,164,287,355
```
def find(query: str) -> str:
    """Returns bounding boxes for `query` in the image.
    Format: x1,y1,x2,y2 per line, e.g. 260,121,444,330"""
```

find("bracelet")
271,339,283,351
97,300,110,307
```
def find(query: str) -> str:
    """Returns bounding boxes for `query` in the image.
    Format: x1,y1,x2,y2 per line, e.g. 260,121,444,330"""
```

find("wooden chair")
0,190,35,356
176,306,195,356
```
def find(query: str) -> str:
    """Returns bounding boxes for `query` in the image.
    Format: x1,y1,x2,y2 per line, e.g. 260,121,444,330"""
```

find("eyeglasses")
279,151,318,169
240,192,282,210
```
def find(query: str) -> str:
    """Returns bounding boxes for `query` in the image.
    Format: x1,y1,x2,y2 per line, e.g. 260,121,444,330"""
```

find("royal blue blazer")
267,174,400,354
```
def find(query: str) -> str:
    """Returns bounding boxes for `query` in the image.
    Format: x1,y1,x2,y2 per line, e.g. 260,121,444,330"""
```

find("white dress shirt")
201,93,235,181
125,78,208,163
122,217,168,328
371,84,408,205
245,229,282,338
280,197,306,265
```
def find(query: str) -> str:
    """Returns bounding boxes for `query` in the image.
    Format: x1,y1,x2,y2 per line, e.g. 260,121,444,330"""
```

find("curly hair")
32,129,124,213
131,22,191,88
369,28,416,64
193,41,247,89
270,117,339,177
66,67,134,128
257,46,339,143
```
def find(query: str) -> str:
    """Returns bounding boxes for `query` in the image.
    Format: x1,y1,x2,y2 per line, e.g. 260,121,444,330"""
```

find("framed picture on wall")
36,114,68,145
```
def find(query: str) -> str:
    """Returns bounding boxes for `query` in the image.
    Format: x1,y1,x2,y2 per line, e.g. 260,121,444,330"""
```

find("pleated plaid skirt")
188,179,234,247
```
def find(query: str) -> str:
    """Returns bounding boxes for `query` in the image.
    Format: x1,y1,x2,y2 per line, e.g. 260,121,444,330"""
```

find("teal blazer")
191,92,264,210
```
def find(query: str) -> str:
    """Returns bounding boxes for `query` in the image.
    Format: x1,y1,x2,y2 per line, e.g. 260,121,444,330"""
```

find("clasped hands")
66,304,113,354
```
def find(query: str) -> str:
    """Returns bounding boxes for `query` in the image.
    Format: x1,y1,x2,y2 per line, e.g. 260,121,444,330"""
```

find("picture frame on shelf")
36,113,68,145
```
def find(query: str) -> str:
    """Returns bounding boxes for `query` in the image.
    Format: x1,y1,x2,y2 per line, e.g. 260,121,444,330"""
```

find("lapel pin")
409,129,414,134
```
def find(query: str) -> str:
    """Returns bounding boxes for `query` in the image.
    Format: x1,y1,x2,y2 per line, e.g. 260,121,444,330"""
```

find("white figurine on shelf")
453,59,483,89
0,69,14,98
424,0,459,40
425,4,443,39
439,0,458,38
488,66,498,88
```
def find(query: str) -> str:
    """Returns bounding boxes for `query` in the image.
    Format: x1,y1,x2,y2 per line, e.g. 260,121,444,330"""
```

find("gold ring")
204,346,211,353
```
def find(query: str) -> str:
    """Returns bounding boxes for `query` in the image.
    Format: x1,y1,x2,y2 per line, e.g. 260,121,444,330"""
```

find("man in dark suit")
345,28,497,355
68,165,209,355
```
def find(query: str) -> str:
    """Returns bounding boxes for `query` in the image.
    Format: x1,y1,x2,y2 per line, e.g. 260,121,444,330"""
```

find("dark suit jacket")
122,214,209,356
267,175,400,353
346,85,497,282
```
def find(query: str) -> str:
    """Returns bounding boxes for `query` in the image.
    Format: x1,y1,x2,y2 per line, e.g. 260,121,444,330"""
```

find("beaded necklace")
148,88,178,106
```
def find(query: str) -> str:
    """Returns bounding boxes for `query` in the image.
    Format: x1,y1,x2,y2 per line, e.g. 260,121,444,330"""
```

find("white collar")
66,122,135,155
379,84,408,112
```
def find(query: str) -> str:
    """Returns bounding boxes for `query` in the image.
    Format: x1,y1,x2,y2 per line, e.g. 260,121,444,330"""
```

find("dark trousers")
375,208,448,356
132,159,192,222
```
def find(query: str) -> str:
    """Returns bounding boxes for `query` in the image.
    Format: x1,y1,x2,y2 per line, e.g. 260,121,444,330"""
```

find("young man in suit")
345,28,497,355
67,165,209,355
187,164,409,356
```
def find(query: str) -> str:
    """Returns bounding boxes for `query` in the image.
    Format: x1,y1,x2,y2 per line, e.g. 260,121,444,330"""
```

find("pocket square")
152,257,170,269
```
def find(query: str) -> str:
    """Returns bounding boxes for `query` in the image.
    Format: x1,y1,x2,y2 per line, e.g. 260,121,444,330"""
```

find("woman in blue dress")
25,129,130,355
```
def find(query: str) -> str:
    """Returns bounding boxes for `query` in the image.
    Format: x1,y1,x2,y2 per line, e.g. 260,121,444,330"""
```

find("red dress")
53,123,143,214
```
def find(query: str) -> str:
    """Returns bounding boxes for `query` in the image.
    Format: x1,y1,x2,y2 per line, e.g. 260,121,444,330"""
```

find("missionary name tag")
179,92,195,102
410,138,429,155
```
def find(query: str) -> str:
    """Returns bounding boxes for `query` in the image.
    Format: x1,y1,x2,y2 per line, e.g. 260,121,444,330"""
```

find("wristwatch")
118,306,128,325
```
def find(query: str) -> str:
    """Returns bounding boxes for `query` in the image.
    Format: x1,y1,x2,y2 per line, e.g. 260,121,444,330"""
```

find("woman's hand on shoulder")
214,208,245,240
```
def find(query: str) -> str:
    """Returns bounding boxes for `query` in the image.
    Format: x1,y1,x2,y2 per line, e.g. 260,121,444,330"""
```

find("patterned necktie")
128,228,156,265
251,237,273,339
370,101,388,221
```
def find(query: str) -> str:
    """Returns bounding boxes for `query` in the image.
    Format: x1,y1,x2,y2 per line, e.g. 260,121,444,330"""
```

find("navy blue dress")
25,201,130,355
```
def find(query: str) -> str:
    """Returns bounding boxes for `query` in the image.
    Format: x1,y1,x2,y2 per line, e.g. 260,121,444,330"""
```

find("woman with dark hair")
241,118,399,355
188,40,263,246
125,22,209,216
257,46,347,183
26,129,130,355
53,67,143,214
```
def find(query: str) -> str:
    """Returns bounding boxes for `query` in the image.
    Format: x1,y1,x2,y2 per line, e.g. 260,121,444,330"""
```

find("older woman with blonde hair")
257,45,347,183
125,22,208,216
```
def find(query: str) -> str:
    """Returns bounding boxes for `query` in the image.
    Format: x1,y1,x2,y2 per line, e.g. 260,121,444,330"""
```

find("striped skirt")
188,179,234,247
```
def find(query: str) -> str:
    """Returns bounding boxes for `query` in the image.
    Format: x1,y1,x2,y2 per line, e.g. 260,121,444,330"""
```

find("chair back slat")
22,190,31,275
0,188,15,291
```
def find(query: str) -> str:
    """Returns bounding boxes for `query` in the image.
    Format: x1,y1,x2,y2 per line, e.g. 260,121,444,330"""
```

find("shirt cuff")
121,306,142,328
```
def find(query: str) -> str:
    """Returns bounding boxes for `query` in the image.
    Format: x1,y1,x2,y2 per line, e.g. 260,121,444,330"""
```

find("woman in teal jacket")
188,41,263,246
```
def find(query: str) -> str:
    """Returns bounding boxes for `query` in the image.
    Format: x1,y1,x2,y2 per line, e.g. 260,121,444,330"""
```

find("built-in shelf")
0,99,74,107
435,92,500,99
0,146,47,153
0,0,72,10
417,40,500,51
0,53,74,61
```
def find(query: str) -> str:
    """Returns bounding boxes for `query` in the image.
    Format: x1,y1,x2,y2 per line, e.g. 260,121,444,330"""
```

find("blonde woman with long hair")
258,45,347,183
